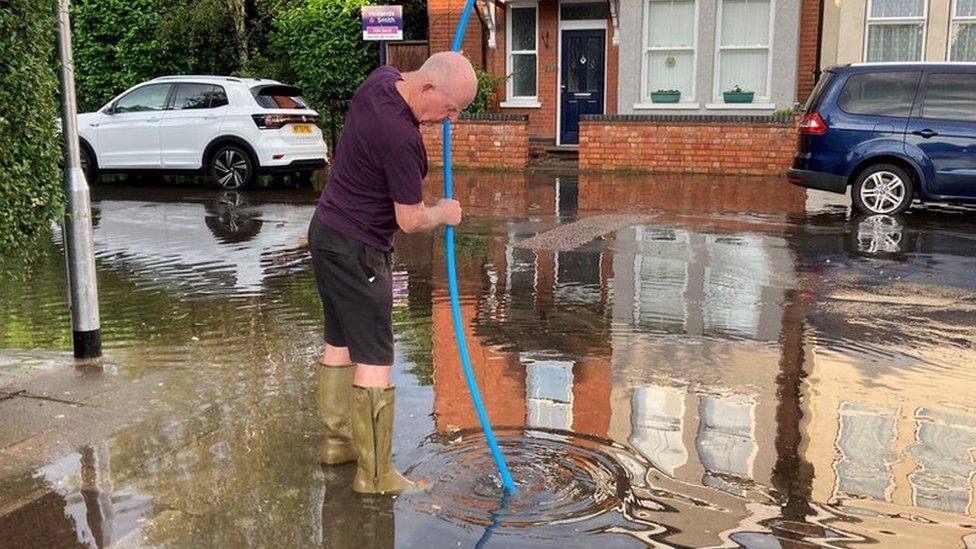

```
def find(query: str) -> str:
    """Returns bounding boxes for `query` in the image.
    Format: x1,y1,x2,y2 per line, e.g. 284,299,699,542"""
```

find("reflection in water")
2,174,976,546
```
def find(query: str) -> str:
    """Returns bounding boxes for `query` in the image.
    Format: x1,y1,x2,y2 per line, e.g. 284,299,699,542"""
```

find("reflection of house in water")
792,218,976,522
428,170,976,544
429,171,806,545
803,346,976,520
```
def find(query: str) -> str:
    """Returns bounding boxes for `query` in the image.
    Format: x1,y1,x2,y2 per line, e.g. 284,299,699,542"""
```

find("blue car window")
838,72,920,116
921,73,976,122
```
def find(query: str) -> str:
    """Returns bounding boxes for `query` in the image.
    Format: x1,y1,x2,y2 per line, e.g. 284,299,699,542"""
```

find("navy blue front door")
560,30,605,145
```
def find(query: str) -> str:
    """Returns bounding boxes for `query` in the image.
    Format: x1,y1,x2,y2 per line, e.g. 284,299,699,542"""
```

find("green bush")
0,0,64,258
466,69,508,114
267,0,376,107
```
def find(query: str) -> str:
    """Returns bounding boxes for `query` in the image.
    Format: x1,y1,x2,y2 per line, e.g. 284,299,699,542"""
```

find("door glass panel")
922,73,976,122
173,84,216,110
567,38,581,92
115,84,170,113
586,37,602,92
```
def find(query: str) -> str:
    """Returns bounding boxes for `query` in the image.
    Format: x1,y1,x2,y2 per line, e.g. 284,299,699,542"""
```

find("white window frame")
950,0,976,61
502,1,541,108
637,0,700,109
712,0,776,105
862,0,929,62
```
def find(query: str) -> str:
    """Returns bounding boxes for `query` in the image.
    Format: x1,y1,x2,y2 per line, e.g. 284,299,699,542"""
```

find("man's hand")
394,199,463,233
437,199,462,226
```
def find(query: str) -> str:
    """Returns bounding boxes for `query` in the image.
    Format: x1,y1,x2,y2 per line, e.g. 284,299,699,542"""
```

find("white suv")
76,75,328,189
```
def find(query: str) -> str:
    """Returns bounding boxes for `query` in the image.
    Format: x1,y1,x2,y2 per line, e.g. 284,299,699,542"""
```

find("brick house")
427,0,823,151
819,0,976,69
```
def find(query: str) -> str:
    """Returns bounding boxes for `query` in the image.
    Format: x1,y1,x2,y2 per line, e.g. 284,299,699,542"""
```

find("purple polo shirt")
315,66,428,252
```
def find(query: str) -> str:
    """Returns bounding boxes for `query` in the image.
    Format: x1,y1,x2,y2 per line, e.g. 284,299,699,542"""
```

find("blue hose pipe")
443,0,517,493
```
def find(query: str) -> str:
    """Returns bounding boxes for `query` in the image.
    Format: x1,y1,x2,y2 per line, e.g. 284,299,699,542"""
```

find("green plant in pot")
723,85,755,103
651,89,681,103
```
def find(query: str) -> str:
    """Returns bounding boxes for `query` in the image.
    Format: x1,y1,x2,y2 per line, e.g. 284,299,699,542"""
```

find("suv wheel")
852,163,914,215
210,145,256,189
80,146,97,183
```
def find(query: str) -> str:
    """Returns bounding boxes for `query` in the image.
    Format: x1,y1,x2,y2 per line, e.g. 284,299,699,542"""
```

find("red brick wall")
428,0,484,65
797,0,822,104
579,118,797,176
421,118,529,169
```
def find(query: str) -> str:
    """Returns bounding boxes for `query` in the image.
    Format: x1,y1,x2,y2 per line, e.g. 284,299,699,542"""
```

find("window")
864,0,926,62
716,0,773,101
837,72,920,116
173,84,227,110
561,2,609,20
643,0,697,102
114,84,170,113
951,0,976,61
507,3,538,101
921,73,976,122
253,86,309,109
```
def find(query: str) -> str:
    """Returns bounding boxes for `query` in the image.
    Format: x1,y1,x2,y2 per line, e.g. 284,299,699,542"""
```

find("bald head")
398,52,478,125
418,52,477,97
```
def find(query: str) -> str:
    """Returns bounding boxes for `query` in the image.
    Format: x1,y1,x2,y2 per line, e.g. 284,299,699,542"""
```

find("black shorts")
308,214,394,365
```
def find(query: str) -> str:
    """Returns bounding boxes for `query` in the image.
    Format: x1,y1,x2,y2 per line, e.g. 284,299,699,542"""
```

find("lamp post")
56,0,102,360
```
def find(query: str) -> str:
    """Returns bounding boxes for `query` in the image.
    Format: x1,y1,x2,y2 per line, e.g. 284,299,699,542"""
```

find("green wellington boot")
317,363,358,465
350,385,418,495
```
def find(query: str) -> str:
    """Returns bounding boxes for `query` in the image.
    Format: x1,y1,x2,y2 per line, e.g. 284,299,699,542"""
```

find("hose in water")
442,0,517,494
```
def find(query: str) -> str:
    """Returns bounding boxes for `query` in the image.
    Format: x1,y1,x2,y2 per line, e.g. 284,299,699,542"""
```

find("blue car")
788,63,976,215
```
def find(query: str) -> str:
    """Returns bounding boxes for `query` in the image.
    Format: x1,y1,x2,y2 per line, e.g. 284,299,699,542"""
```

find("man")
308,52,477,495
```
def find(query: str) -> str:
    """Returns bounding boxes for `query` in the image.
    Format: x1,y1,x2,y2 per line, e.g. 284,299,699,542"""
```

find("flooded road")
2,172,976,547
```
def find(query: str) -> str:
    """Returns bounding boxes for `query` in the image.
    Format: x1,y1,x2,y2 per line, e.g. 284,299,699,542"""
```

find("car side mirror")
104,104,117,115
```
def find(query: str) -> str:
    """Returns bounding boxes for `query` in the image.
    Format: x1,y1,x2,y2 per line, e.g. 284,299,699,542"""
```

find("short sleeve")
383,137,426,205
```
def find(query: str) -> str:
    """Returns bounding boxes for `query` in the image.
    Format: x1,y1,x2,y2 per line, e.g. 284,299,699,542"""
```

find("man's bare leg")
320,344,351,367
354,364,392,387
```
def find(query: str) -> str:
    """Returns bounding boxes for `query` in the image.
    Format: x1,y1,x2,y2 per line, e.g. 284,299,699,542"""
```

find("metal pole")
379,40,387,66
57,0,102,359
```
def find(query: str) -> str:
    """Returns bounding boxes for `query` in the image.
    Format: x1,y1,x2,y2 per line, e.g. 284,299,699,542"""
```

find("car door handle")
203,115,219,120
146,117,159,123
912,129,939,138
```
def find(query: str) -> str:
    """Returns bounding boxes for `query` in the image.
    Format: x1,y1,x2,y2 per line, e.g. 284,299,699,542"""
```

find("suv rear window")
838,72,920,117
803,71,835,113
921,73,976,122
252,85,309,109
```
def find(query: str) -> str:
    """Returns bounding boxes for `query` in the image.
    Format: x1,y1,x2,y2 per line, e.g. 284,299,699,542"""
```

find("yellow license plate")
292,124,312,135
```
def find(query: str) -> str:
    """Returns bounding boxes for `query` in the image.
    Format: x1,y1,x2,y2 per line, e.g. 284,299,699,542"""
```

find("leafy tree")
267,0,376,107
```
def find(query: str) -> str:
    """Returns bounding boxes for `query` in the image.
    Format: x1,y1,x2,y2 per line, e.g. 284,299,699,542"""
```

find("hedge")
0,0,64,258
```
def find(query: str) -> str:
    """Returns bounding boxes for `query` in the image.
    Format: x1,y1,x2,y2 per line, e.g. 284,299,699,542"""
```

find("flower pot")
723,91,755,104
650,91,681,103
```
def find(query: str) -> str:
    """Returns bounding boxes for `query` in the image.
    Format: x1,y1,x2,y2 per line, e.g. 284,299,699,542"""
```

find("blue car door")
905,72,976,198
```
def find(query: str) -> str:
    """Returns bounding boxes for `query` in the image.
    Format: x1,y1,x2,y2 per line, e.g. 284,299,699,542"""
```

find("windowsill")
633,102,701,110
500,100,542,109
705,102,776,110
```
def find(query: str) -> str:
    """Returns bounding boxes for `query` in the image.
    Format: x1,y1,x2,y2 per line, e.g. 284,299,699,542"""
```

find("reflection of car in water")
791,209,976,288
89,187,315,293
204,192,263,244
